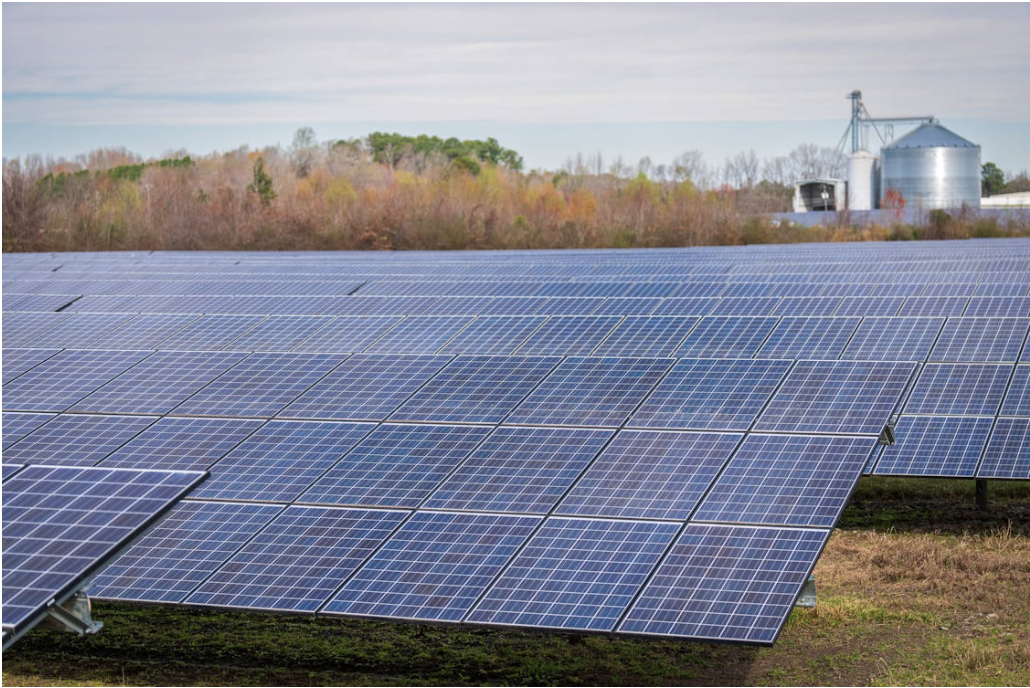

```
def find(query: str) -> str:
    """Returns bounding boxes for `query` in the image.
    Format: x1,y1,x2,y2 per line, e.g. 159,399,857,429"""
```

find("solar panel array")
3,240,1029,646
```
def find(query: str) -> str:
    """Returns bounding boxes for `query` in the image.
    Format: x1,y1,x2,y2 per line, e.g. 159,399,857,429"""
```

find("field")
4,478,1029,687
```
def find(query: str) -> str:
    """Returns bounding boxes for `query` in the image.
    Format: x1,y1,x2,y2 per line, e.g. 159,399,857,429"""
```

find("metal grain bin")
880,122,981,209
847,150,879,211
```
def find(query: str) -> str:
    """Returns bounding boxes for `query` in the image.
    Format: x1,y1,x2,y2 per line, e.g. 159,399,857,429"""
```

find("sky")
3,2,1029,174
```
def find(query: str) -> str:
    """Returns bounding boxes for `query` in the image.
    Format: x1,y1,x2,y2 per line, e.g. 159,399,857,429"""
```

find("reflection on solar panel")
89,501,283,603
904,363,1012,416
100,417,263,471
2,414,157,466
618,524,830,644
322,511,540,622
674,317,779,358
2,465,204,633
928,318,1029,362
1,348,61,384
2,412,55,450
1,349,153,412
873,415,993,477
839,317,944,361
467,517,679,631
185,506,408,612
1001,365,1029,416
978,417,1030,479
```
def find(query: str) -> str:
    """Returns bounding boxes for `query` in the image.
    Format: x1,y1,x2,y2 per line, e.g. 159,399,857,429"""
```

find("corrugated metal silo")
847,150,879,210
880,122,981,209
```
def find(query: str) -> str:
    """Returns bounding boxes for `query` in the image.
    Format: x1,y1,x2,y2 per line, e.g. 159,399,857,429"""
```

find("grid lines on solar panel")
754,360,915,435
513,316,623,356
290,316,402,353
1002,365,1030,416
467,517,679,632
904,363,1012,416
839,317,945,361
361,316,472,354
2,414,157,466
321,511,541,622
977,417,1030,479
422,426,612,513
710,297,781,317
673,317,780,358
1,349,153,412
693,434,875,527
99,417,264,471
757,317,860,359
388,356,561,424
628,358,791,431
277,354,451,421
18,313,137,348
2,465,204,630
221,315,336,352
170,352,344,418
2,412,55,450
184,506,408,612
773,297,842,317
964,296,1030,318
588,297,662,316
897,296,969,317
436,316,547,355
85,313,201,349
589,316,699,357
1,312,69,348
2,463,26,481
555,430,740,520
505,357,675,428
832,297,904,317
928,318,1029,362
88,501,283,604
299,423,492,508
873,415,994,477
1,348,62,385
68,350,248,415
648,298,719,317
189,420,375,503
155,315,268,350
618,524,830,644
3,293,80,313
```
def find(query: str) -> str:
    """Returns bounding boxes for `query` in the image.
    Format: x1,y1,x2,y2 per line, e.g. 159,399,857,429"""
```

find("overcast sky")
4,3,1029,172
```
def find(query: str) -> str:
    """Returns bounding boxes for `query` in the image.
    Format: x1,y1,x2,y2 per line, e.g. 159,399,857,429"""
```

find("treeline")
3,130,1028,252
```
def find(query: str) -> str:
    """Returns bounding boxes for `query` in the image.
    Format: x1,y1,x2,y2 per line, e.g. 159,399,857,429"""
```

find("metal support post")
975,479,989,511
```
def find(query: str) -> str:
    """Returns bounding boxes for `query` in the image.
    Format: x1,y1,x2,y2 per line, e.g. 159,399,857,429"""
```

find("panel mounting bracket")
40,591,103,636
795,574,817,608
877,415,899,446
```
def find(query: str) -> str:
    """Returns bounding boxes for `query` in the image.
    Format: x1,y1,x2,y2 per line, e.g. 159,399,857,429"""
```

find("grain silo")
880,122,981,209
847,150,879,211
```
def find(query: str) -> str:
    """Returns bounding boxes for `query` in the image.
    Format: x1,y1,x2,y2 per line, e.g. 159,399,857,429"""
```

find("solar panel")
388,356,561,424
833,296,904,317
674,317,779,358
1,348,62,385
964,296,1030,318
711,297,781,317
840,316,945,361
897,296,968,317
68,350,248,415
85,313,201,349
590,316,699,357
757,317,860,359
2,414,157,466
422,426,612,513
277,354,451,421
186,420,374,503
754,360,915,435
222,315,336,352
873,415,994,477
290,316,403,353
928,318,1029,362
184,506,408,612
467,517,680,632
299,423,492,508
2,412,55,450
89,501,283,603
99,417,264,471
904,363,1012,416
362,316,472,354
2,463,27,481
693,434,876,527
514,316,623,355
1,349,154,412
649,297,719,317
505,357,675,428
321,511,541,622
618,524,830,644
1,312,69,348
3,465,205,633
156,314,268,350
589,297,662,316
437,316,547,355
774,297,842,317
977,417,1030,479
1002,365,1030,416
555,430,740,520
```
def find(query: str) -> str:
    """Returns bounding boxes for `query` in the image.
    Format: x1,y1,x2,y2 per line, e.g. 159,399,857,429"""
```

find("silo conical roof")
883,122,978,150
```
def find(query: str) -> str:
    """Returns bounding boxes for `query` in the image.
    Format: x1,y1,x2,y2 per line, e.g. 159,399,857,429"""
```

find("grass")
3,478,1029,687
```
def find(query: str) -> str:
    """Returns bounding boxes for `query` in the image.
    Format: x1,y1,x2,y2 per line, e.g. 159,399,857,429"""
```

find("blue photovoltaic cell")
773,297,842,317
155,314,268,350
556,430,740,520
223,315,335,352
754,360,915,435
977,417,1030,479
184,506,408,612
362,316,472,354
389,356,560,424
277,354,451,421
897,296,969,317
190,420,375,503
300,423,492,508
1002,365,1029,416
590,316,699,357
418,297,493,317
322,511,540,623
928,318,1029,362
904,363,1012,416
467,518,679,632
0,313,66,349
89,501,283,603
69,350,248,415
833,296,904,317
2,463,26,480
291,316,402,353
514,316,623,356
589,297,662,316
839,317,945,361
437,316,546,355
2,412,55,450
674,317,780,358
99,417,264,471
757,317,860,359
171,352,344,418
2,414,157,466
18,314,136,348
873,415,994,477
506,357,674,428
1,348,62,385
693,434,875,528
964,296,1030,318
649,298,719,317
619,524,830,644
80,313,199,349
3,465,204,631
423,426,612,513
2,293,79,312
1,349,154,412
628,358,791,431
